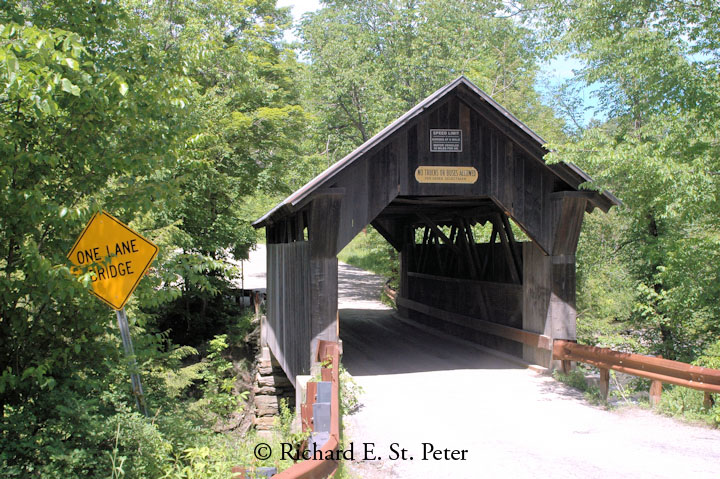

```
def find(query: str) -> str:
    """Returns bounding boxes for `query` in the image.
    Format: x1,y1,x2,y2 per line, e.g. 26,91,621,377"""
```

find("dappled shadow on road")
340,308,523,376
535,374,592,403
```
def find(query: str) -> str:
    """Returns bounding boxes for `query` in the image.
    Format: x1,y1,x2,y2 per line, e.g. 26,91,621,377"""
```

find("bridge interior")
372,195,526,356
337,259,523,377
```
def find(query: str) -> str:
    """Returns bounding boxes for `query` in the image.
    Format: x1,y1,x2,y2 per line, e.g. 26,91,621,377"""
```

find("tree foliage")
299,0,563,161
537,0,720,360
1,0,189,404
1,0,305,476
4,0,720,475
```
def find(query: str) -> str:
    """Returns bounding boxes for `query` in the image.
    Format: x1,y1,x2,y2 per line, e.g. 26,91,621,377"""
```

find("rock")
253,415,277,429
256,373,292,388
213,412,243,433
258,347,271,363
253,385,277,395
255,395,279,416
253,385,293,396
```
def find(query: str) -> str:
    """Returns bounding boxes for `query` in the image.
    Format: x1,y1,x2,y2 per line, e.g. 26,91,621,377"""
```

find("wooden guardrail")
386,285,719,406
554,340,720,405
382,281,397,303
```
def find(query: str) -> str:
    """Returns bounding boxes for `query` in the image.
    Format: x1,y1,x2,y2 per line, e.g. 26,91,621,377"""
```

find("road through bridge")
241,248,720,478
338,262,720,479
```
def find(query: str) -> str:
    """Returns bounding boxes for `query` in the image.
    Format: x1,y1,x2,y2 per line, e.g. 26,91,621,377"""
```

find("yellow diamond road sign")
68,211,158,310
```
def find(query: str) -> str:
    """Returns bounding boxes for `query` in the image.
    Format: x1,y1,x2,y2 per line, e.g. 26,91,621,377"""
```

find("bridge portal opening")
254,76,619,386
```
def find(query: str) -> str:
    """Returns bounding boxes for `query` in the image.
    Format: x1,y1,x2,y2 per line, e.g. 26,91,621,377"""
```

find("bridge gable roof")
254,76,619,256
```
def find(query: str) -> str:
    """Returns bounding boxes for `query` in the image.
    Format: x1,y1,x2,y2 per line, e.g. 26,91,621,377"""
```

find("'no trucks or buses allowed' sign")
68,211,158,310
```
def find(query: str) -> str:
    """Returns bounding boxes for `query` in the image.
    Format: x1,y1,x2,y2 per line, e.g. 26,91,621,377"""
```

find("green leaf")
61,78,73,93
6,55,19,74
119,82,128,96
61,78,80,96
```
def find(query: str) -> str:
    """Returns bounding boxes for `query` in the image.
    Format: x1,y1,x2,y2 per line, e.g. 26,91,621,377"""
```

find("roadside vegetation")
554,365,720,428
3,0,720,476
338,227,398,287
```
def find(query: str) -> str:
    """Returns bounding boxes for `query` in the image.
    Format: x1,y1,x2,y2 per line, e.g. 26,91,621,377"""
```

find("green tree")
299,0,563,162
131,0,308,340
0,0,190,403
0,0,194,475
536,0,720,360
1,0,306,476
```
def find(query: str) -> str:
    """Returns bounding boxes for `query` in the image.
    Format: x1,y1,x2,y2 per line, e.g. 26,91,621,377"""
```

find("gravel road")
337,262,720,479
241,245,720,478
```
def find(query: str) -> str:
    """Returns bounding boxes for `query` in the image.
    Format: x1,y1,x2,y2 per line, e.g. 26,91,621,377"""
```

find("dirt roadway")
337,262,720,479
241,245,720,478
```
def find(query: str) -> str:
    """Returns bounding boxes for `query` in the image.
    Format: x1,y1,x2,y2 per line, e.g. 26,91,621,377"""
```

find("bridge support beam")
522,196,586,369
309,192,343,369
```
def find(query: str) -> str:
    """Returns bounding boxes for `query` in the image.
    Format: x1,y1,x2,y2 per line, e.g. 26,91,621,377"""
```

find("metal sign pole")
115,308,149,417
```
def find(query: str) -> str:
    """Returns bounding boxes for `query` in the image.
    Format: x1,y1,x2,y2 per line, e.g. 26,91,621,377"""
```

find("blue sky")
539,55,602,126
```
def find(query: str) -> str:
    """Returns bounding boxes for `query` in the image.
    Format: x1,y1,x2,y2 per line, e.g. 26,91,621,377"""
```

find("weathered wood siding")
285,92,569,257
522,241,553,366
521,196,585,368
329,143,400,253
409,243,523,283
405,272,523,356
396,93,565,253
266,242,311,386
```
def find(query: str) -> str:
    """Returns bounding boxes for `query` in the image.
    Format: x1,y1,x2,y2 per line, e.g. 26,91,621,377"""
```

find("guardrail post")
599,367,610,400
703,392,715,409
254,290,262,319
298,380,318,442
561,359,572,374
649,380,663,407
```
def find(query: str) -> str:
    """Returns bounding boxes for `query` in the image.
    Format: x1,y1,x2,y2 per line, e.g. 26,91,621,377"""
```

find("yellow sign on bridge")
68,211,158,310
415,166,478,184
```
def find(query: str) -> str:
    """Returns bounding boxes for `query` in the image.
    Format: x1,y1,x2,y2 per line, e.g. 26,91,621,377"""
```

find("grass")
552,366,606,405
338,226,398,286
656,385,720,427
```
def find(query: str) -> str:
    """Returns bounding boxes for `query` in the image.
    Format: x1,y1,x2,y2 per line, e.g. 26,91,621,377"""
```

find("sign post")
116,308,148,416
68,211,158,416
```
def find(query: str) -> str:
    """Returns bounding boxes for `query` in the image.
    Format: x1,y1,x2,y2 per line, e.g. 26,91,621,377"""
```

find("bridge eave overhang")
253,76,619,231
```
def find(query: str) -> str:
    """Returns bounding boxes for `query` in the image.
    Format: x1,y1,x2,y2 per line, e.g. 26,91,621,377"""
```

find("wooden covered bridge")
253,76,619,385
